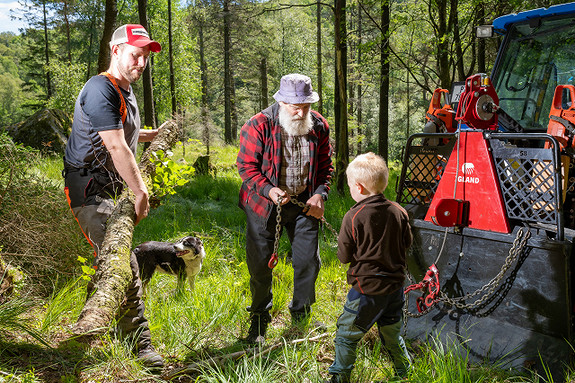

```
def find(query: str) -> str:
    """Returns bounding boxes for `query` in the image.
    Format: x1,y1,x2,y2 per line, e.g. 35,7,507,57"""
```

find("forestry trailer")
397,2,575,378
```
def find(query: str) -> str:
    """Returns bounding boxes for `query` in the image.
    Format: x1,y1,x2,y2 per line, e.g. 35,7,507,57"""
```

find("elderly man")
237,73,334,344
63,24,163,367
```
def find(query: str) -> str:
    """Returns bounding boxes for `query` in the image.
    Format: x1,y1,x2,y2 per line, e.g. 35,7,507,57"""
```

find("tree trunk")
231,67,238,141
357,5,362,154
97,0,117,73
168,0,177,116
259,58,268,110
433,0,451,90
334,0,348,194
63,0,72,63
316,0,323,115
72,120,180,337
477,3,486,73
138,0,157,128
199,22,210,155
378,0,390,161
86,10,97,81
223,0,233,144
450,0,464,81
43,0,52,98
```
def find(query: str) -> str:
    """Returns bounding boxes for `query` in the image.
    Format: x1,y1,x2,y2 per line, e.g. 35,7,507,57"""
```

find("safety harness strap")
99,71,127,124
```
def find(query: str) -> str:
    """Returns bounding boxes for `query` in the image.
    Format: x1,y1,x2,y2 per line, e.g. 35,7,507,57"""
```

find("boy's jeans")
329,288,411,379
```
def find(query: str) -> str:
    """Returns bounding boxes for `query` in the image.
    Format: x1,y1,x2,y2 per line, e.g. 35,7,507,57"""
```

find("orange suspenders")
99,71,127,124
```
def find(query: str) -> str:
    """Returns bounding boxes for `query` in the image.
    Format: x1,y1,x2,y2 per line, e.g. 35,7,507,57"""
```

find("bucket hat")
273,74,319,104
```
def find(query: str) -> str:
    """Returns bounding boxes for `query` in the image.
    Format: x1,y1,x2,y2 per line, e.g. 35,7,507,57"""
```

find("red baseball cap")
109,24,161,52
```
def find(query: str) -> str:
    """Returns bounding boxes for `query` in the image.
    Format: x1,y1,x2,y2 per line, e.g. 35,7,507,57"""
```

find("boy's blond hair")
346,152,389,194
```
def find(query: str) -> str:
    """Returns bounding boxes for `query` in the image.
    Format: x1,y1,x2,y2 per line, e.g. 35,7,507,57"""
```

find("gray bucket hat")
273,74,320,104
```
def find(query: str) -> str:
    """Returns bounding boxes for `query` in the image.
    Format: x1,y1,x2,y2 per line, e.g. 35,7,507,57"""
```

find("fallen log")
164,332,329,380
71,120,180,337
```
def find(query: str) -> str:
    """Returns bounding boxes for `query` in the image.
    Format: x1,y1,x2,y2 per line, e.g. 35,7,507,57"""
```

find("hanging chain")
268,197,284,269
403,226,531,320
268,196,338,269
437,227,531,311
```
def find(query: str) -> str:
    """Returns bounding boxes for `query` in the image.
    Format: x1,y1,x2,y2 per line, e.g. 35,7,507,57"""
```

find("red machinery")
399,67,575,377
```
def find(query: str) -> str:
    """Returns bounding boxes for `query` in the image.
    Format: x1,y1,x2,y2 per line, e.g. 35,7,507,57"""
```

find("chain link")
268,196,338,268
403,227,532,326
438,227,531,311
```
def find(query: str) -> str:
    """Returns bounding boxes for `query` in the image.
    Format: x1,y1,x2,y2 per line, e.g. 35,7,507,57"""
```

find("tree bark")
477,3,486,74
43,0,52,98
432,0,451,90
357,5,362,154
334,0,348,194
259,58,268,110
138,0,157,128
63,0,72,63
223,0,233,144
199,22,211,155
72,120,180,337
97,0,117,73
378,0,390,161
168,0,177,116
230,66,238,141
316,0,323,116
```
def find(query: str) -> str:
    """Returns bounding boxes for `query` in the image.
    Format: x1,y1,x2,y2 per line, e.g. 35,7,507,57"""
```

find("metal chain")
403,226,531,319
285,197,339,238
273,197,283,255
438,227,531,311
268,196,338,268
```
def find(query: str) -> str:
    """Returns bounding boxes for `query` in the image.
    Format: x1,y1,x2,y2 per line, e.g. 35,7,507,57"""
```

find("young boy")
327,152,412,383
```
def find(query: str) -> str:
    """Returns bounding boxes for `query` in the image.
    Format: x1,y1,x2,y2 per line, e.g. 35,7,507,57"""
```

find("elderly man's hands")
305,194,324,219
269,187,290,205
268,188,325,219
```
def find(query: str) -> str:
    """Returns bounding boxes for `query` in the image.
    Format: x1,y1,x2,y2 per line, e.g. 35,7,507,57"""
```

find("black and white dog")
134,236,206,291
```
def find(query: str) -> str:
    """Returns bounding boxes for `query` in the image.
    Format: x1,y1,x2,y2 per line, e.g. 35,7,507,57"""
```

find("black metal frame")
396,132,566,240
396,133,457,207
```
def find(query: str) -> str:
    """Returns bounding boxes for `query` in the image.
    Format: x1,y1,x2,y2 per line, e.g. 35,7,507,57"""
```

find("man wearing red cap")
237,74,334,344
63,24,163,368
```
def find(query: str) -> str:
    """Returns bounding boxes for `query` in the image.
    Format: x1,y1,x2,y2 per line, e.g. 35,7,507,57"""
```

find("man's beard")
119,65,143,84
278,105,313,136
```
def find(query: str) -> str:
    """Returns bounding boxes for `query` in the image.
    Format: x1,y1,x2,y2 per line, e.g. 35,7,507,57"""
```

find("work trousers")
72,201,152,349
329,288,411,379
244,197,321,317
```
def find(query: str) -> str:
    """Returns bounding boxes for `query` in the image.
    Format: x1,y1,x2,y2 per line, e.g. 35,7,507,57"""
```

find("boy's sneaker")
137,345,164,368
244,312,271,345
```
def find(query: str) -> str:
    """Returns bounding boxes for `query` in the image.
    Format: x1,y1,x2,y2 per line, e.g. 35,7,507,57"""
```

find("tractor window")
493,17,575,131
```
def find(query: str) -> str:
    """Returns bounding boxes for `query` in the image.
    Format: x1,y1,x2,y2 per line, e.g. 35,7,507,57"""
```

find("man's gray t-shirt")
65,74,140,172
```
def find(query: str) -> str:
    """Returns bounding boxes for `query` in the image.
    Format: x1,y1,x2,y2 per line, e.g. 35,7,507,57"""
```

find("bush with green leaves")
149,149,195,200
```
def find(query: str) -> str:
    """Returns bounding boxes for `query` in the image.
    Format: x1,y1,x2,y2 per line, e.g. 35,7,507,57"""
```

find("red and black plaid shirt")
237,103,334,219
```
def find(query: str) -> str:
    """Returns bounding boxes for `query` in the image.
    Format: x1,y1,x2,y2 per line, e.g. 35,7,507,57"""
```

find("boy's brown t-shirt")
337,194,413,295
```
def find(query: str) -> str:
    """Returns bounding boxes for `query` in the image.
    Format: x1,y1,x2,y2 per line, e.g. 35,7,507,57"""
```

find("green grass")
1,139,574,382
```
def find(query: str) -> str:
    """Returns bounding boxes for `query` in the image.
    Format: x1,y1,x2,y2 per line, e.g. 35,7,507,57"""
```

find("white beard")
278,105,313,136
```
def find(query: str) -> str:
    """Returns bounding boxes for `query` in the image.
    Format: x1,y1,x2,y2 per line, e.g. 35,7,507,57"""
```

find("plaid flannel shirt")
237,103,334,219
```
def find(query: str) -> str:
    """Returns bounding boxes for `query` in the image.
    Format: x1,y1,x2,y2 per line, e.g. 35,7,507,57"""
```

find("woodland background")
1,0,570,189
1,1,575,381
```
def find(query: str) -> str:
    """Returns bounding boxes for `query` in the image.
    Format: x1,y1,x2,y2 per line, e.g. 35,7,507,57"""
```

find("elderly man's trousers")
244,199,321,317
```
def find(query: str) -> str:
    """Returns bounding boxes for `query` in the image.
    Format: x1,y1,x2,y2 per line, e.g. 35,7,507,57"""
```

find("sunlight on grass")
5,141,573,382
